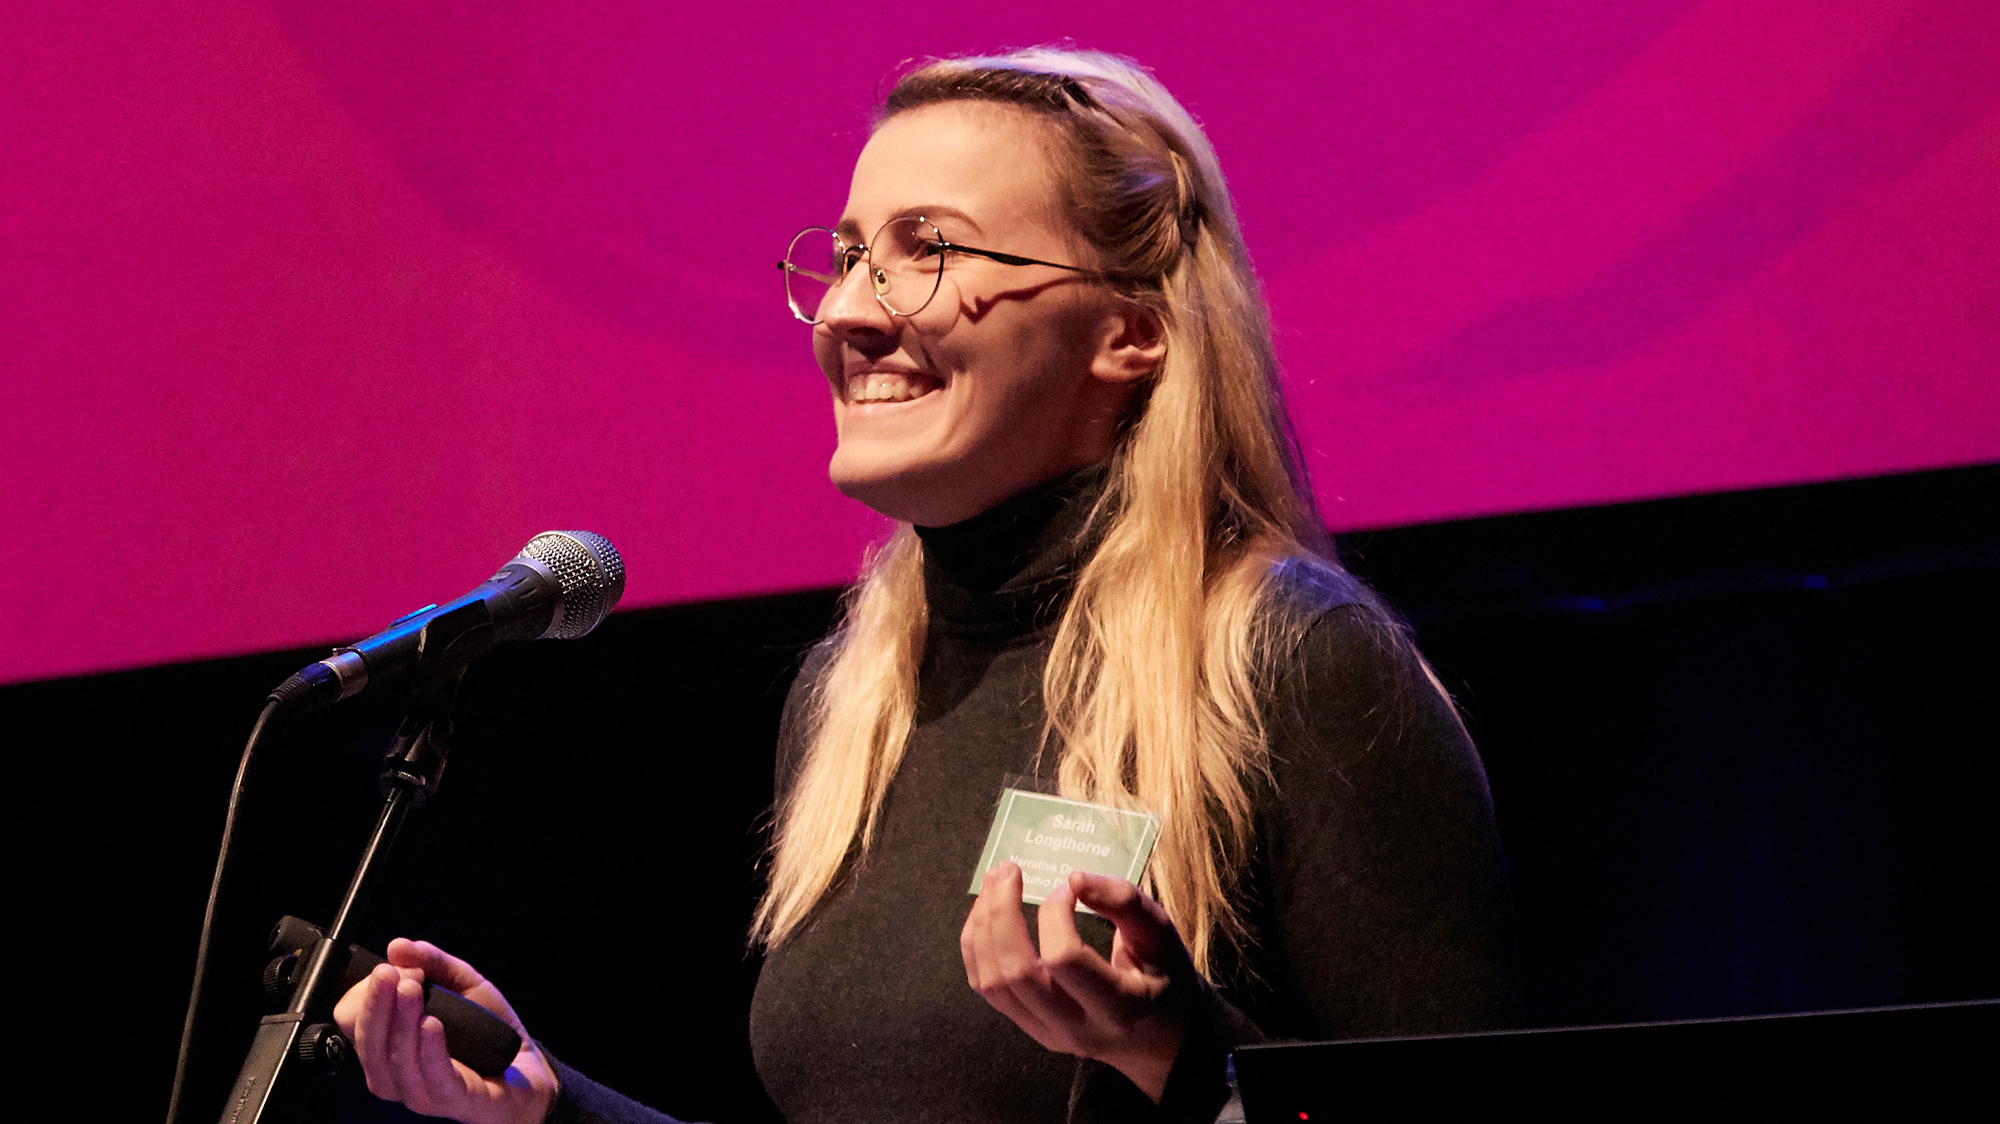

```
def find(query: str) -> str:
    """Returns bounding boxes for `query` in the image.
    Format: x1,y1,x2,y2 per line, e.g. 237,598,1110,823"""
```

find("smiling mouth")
846,371,942,403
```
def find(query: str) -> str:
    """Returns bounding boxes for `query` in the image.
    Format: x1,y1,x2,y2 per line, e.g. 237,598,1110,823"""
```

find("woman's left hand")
961,863,1194,1102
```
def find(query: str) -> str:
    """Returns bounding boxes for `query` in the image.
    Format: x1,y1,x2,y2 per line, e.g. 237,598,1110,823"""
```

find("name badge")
969,787,1162,910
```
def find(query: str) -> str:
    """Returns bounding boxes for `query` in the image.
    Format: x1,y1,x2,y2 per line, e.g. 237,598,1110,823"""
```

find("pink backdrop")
4,0,1996,685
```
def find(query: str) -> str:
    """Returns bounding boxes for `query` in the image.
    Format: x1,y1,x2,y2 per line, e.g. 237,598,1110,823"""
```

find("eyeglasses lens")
782,218,947,324
870,217,945,317
783,227,840,324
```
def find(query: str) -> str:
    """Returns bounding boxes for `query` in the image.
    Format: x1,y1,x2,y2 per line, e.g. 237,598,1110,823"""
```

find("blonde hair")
754,49,1339,974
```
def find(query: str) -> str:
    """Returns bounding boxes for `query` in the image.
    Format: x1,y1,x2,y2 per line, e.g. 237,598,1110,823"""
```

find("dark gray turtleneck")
551,466,1518,1124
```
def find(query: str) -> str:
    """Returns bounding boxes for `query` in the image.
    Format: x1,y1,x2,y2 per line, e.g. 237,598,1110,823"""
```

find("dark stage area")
14,462,1995,1122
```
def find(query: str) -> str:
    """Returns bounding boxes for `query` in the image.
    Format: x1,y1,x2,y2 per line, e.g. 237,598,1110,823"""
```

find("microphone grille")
520,531,626,639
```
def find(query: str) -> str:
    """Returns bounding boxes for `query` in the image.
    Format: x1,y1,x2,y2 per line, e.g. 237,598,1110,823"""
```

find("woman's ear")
1090,303,1167,384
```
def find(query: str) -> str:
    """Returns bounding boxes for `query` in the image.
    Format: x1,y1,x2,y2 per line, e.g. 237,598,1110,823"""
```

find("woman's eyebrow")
898,205,983,235
834,205,988,242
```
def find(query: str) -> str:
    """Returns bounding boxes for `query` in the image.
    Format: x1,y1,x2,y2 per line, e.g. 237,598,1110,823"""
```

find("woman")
336,48,1517,1124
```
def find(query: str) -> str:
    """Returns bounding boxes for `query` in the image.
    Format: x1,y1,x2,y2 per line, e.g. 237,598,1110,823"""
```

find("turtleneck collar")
914,461,1110,639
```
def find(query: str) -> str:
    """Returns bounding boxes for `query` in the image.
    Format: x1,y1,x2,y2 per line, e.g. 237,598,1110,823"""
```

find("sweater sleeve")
540,1050,697,1124
1249,603,1521,1039
1068,979,1266,1124
1074,598,1517,1123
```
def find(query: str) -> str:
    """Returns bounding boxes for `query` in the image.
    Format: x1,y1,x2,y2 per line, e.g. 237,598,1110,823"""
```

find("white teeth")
847,373,936,403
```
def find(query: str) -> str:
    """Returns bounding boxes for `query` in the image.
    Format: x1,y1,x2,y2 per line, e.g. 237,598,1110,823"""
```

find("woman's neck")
914,461,1110,634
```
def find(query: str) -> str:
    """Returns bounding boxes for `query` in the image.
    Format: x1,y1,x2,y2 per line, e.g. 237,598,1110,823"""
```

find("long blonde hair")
754,49,1338,974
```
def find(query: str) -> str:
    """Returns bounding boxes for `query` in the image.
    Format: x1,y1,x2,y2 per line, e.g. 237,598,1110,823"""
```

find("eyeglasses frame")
778,215,1098,325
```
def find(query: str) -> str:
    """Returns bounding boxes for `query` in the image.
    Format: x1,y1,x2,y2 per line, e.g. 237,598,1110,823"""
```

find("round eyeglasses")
778,215,1094,325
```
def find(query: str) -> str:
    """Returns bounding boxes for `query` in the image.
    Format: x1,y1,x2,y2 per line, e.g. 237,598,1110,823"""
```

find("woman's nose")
818,262,897,339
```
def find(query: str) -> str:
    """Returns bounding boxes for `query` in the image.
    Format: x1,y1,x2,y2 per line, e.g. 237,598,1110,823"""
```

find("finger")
1036,878,1132,1017
379,974,432,1100
388,937,484,994
962,864,1034,988
358,968,421,1101
960,865,999,988
981,865,1045,987
990,874,1095,1041
1004,878,1110,1036
1035,876,1097,968
332,961,383,1037
348,965,412,1100
385,936,535,1041
1069,872,1191,975
962,866,1066,1049
406,1014,477,1117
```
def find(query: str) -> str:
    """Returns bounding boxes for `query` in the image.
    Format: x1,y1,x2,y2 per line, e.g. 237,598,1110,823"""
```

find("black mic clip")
378,669,465,807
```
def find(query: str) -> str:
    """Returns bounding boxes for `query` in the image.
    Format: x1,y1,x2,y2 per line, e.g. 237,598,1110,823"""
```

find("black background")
13,462,1995,1122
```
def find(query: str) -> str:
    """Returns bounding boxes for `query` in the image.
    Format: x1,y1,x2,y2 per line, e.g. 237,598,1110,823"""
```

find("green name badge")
969,788,1162,909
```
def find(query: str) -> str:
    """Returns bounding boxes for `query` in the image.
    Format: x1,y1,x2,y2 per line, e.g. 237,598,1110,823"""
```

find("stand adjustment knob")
298,1023,350,1071
262,952,299,999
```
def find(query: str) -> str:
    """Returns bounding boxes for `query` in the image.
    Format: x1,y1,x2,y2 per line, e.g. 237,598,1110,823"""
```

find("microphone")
268,530,625,713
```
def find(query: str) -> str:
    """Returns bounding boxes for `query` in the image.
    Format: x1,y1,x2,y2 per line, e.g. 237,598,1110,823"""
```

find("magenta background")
4,0,1996,686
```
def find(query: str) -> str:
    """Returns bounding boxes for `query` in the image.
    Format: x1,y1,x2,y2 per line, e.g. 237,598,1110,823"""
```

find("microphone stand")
216,670,465,1124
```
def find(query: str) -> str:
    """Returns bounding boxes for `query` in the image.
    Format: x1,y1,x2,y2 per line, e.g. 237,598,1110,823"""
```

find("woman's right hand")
332,938,558,1124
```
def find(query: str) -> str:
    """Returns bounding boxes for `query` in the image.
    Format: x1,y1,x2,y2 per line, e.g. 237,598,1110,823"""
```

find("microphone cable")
165,696,282,1124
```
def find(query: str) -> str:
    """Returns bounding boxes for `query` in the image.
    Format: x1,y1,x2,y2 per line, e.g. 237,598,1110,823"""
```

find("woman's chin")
828,456,993,528
831,462,934,524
